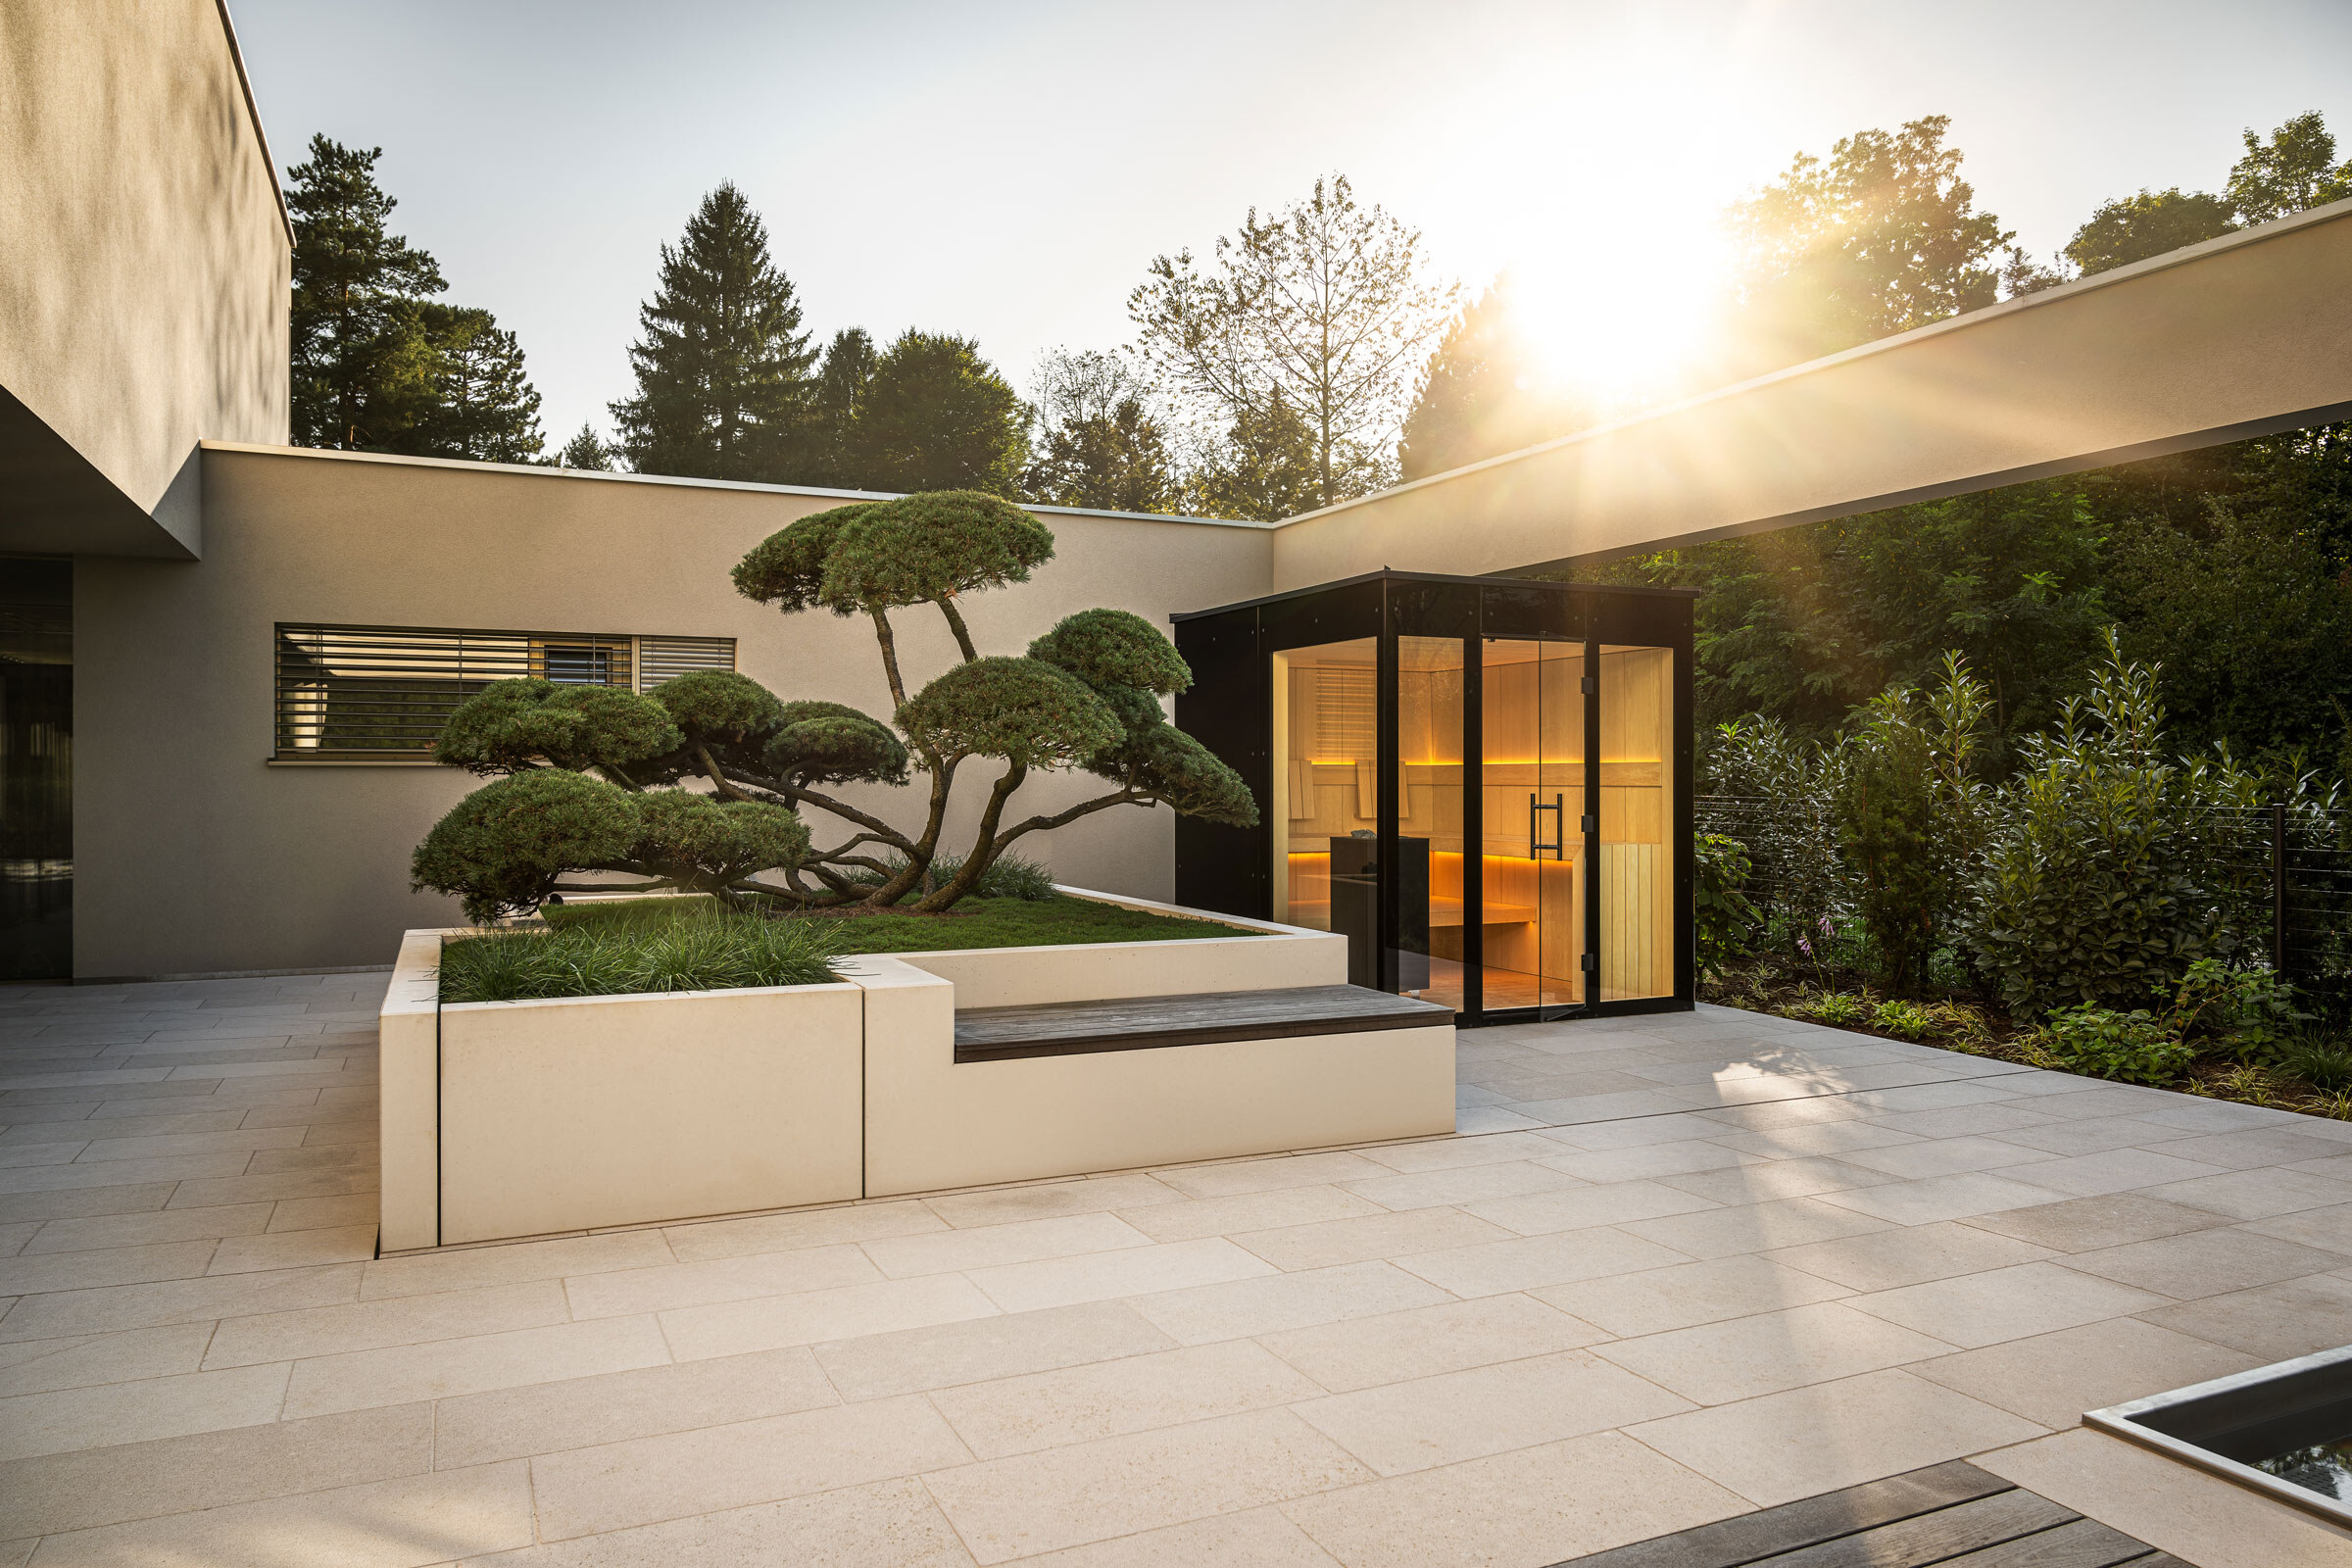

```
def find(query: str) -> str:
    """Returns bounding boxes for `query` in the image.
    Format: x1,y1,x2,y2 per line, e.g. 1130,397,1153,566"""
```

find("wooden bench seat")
955,985,1454,1062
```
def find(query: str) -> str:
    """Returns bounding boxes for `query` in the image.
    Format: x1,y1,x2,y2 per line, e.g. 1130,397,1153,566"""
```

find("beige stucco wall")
0,0,290,557
74,447,1275,977
1269,198,2352,586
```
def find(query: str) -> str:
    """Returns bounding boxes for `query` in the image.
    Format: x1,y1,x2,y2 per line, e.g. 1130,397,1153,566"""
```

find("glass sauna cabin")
1172,571,1695,1025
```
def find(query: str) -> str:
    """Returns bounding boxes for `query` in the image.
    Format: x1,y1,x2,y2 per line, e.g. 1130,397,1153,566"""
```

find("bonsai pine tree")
409,488,1255,921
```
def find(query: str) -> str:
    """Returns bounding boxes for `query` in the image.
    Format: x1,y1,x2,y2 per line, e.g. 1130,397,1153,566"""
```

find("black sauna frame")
1172,570,1697,1028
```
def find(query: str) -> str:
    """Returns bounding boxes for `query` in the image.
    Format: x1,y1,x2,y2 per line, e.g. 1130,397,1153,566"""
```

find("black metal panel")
1172,605,1267,917
1,557,72,981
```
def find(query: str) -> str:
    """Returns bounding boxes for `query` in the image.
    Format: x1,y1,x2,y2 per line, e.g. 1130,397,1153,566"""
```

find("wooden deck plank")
1553,1459,2014,1568
1937,1516,2163,1566
953,984,1453,1061
1760,1491,2078,1566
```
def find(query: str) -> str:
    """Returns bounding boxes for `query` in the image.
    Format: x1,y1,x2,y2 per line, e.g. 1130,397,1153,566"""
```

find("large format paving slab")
4,979,2351,1565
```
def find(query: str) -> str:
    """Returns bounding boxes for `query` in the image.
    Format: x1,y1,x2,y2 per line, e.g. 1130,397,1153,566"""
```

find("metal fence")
1696,796,2352,1009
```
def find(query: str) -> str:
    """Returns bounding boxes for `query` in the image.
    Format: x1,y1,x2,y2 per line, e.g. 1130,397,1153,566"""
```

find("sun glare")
1500,212,1728,416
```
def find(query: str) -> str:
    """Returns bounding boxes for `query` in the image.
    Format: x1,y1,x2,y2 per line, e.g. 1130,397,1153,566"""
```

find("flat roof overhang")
1174,566,1701,622
1266,196,2352,589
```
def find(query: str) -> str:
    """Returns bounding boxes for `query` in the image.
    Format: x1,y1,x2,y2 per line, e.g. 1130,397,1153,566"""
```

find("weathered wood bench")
954,985,1455,1062
853,956,1458,1197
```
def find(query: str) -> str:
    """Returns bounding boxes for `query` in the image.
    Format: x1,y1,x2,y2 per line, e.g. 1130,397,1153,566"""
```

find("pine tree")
797,327,875,486
850,330,1029,496
403,306,544,463
1187,391,1322,521
556,424,616,470
286,136,448,449
610,183,817,481
1026,396,1179,513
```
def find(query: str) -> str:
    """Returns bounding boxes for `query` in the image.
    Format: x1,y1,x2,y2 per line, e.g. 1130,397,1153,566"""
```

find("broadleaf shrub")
1692,833,1758,981
2034,1004,2196,1085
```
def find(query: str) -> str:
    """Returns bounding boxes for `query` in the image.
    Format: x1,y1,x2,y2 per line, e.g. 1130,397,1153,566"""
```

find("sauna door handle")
1529,793,1565,859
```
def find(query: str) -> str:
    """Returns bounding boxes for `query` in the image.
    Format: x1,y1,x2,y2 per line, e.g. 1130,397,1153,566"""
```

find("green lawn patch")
542,891,1251,955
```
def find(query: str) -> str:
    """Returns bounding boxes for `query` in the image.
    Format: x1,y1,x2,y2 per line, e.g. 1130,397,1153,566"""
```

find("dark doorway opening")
2,558,72,981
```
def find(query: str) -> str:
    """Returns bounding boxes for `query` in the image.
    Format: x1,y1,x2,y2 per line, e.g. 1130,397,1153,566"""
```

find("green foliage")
798,328,877,488
850,330,1030,496
2170,956,2305,1056
2034,1004,2196,1085
1871,999,1936,1041
1692,833,1758,982
1966,636,2239,1016
1113,725,1258,826
433,680,681,778
898,658,1124,767
405,303,545,463
1027,396,1179,513
631,794,809,887
412,769,643,923
2065,189,2235,276
1029,610,1192,695
925,850,1056,902
2226,111,2352,222
1185,390,1326,523
1728,116,2010,369
439,906,838,1003
731,504,872,614
543,892,1246,954
652,670,786,746
609,183,817,482
556,423,615,470
761,701,909,788
2280,1037,2352,1093
1132,173,1454,512
822,491,1055,613
286,135,449,451
1838,660,1991,991
1790,991,1870,1028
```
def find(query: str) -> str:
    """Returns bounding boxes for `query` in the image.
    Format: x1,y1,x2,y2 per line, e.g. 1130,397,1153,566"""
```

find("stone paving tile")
1910,1317,2260,1428
1535,1254,1850,1336
2135,1271,2352,1360
814,1300,1175,1402
1625,1368,2046,1506
2059,1226,2352,1298
0,1362,291,1462
921,1407,1370,1565
1841,1260,2167,1348
931,1340,1321,1459
27,1459,534,1568
432,1346,839,1469
1278,1430,1747,1568
16,974,2352,1567
1255,1293,1606,1393
460,1476,976,1567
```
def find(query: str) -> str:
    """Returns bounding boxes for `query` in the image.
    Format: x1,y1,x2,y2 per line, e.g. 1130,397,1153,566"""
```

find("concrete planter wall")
379,889,1450,1251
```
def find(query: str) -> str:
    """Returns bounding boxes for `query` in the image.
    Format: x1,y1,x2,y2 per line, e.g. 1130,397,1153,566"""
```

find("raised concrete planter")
378,888,1451,1250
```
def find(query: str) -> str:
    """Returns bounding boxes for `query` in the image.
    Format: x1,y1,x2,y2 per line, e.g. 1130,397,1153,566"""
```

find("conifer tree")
408,306,545,464
1396,279,1590,481
1186,391,1321,521
1026,397,1178,513
610,183,817,481
287,136,448,450
850,330,1029,496
556,424,616,470
797,327,876,487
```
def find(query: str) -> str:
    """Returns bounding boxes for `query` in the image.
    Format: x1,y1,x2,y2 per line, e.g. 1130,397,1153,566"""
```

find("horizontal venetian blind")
273,623,735,759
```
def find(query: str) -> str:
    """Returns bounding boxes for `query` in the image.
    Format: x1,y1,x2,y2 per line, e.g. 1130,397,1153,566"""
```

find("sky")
231,0,2352,449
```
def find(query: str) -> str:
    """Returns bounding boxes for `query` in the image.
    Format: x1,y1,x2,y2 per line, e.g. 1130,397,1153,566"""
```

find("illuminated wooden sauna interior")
1173,574,1694,1023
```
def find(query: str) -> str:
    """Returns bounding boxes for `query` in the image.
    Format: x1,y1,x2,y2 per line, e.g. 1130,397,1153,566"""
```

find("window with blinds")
273,624,736,760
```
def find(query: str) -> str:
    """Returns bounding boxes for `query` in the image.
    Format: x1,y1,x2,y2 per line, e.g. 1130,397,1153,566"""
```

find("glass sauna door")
1480,638,1586,1014
1597,644,1676,1001
1269,638,1382,986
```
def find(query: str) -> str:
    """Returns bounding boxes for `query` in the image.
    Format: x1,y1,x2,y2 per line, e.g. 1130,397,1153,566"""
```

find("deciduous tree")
1131,173,1454,511
1728,117,2011,368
